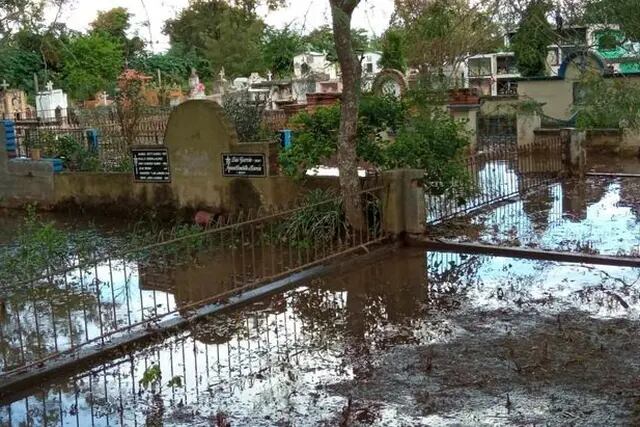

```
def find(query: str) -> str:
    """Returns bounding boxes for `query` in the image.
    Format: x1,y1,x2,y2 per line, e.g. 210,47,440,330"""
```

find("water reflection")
449,177,640,255
4,246,640,425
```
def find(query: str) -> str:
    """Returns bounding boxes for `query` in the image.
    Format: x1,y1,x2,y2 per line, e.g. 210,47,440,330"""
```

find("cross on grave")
45,81,54,92
0,80,9,91
219,67,226,81
267,71,273,81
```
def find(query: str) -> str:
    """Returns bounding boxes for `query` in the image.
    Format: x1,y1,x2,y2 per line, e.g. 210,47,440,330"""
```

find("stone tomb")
161,99,294,212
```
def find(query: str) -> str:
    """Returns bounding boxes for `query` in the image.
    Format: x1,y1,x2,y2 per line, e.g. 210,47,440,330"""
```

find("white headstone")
36,83,68,120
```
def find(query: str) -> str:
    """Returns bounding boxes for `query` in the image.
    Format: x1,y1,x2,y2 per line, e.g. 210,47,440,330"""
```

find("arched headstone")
372,69,409,98
160,99,284,212
164,100,239,210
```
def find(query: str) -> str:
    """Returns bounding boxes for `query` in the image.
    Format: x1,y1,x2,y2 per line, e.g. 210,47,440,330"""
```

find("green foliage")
262,26,304,78
584,0,640,41
164,0,265,78
396,0,500,75
90,7,145,62
385,108,472,198
62,32,124,100
205,9,265,77
139,364,162,391
0,207,108,285
303,25,370,62
43,134,100,171
512,1,554,77
514,99,545,116
279,94,471,196
222,93,269,142
0,0,47,40
279,95,406,179
131,45,207,88
0,44,43,94
379,28,407,71
282,189,346,248
279,105,340,178
166,376,183,388
573,73,640,130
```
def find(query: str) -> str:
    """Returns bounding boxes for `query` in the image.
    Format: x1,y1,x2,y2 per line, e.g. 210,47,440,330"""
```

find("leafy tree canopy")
163,0,265,78
130,44,209,87
90,7,145,62
584,0,640,41
303,25,371,62
262,26,304,78
511,0,554,77
394,0,500,78
62,32,124,100
378,27,407,71
0,0,48,40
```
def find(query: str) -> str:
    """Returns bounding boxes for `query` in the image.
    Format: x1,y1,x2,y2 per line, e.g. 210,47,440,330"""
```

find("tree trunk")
330,0,365,229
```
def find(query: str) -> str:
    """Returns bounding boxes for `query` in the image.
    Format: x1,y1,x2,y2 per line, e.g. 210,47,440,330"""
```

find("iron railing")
427,137,565,224
0,286,349,426
9,108,171,171
0,187,386,380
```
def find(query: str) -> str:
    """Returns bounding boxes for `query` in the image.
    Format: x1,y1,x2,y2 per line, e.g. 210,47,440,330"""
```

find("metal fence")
0,187,386,381
1,286,348,426
477,115,517,150
427,136,566,224
9,108,171,171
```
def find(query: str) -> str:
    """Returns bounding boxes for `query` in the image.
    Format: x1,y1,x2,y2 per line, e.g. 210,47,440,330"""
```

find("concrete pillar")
450,106,479,153
517,112,541,149
563,128,586,177
622,128,640,155
382,169,426,236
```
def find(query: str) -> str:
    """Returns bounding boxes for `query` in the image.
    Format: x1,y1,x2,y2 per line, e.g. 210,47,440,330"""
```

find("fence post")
86,129,99,152
382,169,426,237
562,128,586,177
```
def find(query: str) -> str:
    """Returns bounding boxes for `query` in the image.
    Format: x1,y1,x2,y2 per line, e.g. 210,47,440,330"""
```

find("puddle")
439,177,640,256
4,248,640,426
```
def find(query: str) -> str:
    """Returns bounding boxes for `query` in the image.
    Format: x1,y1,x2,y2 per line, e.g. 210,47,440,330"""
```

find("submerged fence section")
0,187,386,380
427,136,565,224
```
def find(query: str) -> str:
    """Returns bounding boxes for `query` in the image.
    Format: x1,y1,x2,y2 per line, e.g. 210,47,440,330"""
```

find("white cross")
267,71,273,81
45,81,54,92
219,67,226,81
0,80,9,91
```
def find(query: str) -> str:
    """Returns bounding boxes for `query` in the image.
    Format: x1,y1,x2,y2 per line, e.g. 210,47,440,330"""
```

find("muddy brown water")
3,244,640,426
4,174,640,425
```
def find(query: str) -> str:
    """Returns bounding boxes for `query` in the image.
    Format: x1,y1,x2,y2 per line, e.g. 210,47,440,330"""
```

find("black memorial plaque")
132,147,171,183
222,153,266,177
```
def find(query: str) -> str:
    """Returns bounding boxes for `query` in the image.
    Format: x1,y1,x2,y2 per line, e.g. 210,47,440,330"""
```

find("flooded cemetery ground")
5,156,640,425
3,173,640,425
4,245,640,426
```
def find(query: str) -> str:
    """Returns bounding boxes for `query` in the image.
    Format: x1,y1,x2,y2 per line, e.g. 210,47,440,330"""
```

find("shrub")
282,189,346,248
574,72,640,130
223,93,271,142
279,105,340,178
279,94,472,197
44,135,100,171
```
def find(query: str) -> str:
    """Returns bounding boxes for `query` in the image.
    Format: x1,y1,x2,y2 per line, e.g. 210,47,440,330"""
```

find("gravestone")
162,99,287,212
36,81,69,121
